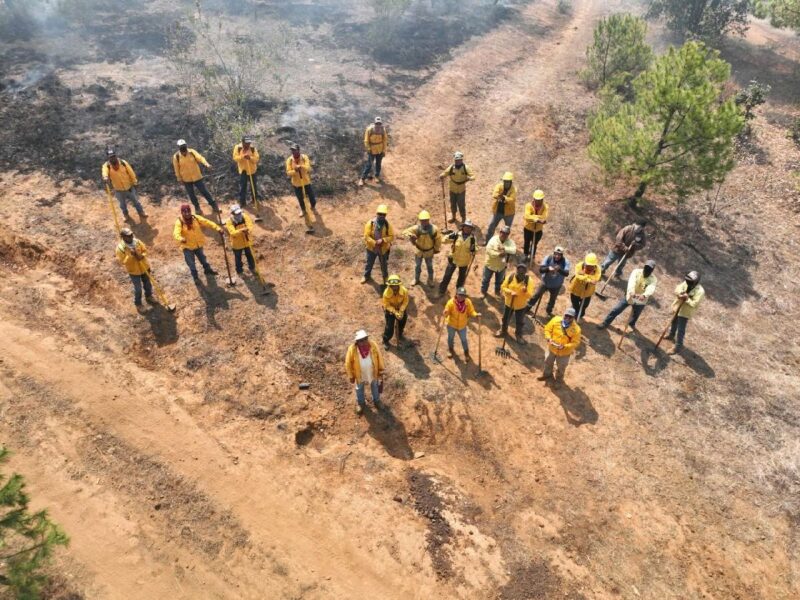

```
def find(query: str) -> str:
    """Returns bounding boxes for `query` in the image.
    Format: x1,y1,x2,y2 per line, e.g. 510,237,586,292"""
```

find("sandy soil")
1,1,799,598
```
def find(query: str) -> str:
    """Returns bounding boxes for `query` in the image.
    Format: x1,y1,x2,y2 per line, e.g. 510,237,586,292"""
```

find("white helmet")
454,151,464,160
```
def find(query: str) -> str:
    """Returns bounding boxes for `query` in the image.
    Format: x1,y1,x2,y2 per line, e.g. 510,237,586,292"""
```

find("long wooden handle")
655,300,685,350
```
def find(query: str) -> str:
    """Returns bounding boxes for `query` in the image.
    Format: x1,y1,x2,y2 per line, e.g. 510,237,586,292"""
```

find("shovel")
431,316,446,363
595,245,632,300
105,184,122,237
248,172,263,223
143,269,176,312
214,216,237,287
297,167,315,234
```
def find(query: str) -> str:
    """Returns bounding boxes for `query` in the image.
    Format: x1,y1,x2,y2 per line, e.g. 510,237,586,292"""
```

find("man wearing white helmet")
224,204,256,276
173,139,218,213
538,307,582,386
665,270,705,355
345,329,385,415
402,210,442,286
115,227,153,311
359,116,388,185
485,171,517,241
439,151,474,223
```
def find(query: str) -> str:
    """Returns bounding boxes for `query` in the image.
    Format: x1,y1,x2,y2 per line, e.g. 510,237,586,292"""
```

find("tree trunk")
629,181,647,208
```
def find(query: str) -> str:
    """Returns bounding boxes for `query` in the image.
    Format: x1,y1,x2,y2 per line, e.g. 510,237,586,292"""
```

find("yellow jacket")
363,219,394,255
402,224,442,258
523,202,549,232
440,164,474,194
173,149,209,183
232,143,260,175
102,160,137,191
626,268,657,305
569,261,602,298
491,183,516,216
501,273,535,310
382,285,409,316
285,154,312,187
173,215,222,250
444,297,477,330
544,316,582,357
364,125,388,155
115,239,149,275
485,235,516,272
672,282,705,319
448,232,476,268
225,214,255,250
345,340,385,383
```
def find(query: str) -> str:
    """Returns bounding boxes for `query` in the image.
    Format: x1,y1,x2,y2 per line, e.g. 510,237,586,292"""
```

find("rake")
430,316,446,363
495,307,511,358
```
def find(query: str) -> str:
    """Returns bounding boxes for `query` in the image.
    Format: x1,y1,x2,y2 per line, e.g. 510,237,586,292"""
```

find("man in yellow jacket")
359,117,388,185
568,252,602,320
403,210,442,287
382,274,410,348
523,189,548,261
486,172,516,241
102,148,147,220
173,203,222,281
598,260,657,331
232,136,260,206
362,204,394,285
481,225,516,297
224,204,256,276
115,227,153,310
444,287,479,359
665,270,705,355
345,329,385,415
439,220,477,296
538,307,581,385
285,143,317,218
173,139,218,213
439,151,475,223
496,262,535,343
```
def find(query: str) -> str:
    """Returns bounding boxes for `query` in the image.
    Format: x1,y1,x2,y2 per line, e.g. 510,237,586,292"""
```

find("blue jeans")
355,380,380,407
115,188,144,216
668,316,689,350
447,325,469,353
600,250,629,276
184,179,217,211
486,212,513,240
182,248,212,277
129,273,153,305
481,266,505,294
602,298,645,327
414,256,433,282
361,153,384,179
364,250,389,281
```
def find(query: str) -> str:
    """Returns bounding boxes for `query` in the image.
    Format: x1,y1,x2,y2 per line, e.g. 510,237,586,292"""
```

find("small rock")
393,495,403,503
413,451,425,459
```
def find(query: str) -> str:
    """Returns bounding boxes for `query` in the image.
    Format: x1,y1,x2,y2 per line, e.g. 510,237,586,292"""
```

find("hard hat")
386,274,401,285
176,139,187,147
645,259,656,269
462,219,475,228
500,225,511,234
230,204,242,214
502,171,514,181
418,210,431,220
106,147,116,156
454,151,464,160
532,189,545,200
242,135,253,144
554,245,564,254
456,287,467,296
374,116,382,123
120,227,133,238
289,142,300,151
354,329,369,341
686,270,701,283
516,261,527,270
376,204,389,214
564,308,577,318
584,253,598,266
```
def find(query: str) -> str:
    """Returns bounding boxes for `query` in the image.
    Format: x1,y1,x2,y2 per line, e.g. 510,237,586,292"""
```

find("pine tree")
583,13,654,97
646,0,751,41
753,0,800,30
0,447,69,599
589,41,744,207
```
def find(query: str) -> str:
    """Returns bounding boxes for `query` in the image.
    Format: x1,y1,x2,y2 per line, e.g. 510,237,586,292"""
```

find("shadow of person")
130,218,158,245
553,385,598,427
363,404,413,460
640,343,671,377
142,303,178,346
393,340,432,379
250,202,282,231
583,324,615,358
310,208,333,238
242,275,278,308
195,274,246,329
676,346,715,379
378,182,406,207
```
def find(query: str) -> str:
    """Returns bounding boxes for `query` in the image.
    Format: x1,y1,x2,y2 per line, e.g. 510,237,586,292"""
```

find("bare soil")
1,1,799,598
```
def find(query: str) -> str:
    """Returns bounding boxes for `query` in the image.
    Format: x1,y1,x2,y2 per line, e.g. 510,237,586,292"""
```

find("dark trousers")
570,293,592,318
129,273,153,305
449,191,466,221
501,305,526,335
523,229,543,258
602,298,645,327
293,185,317,212
668,315,689,349
182,248,213,277
361,153,384,179
239,172,258,205
383,310,407,342
233,247,256,274
184,179,217,210
364,250,390,281
439,259,468,293
526,283,560,315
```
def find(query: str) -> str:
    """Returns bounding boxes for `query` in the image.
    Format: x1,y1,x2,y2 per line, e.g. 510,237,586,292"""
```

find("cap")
230,204,243,214
500,225,511,234
242,136,253,144
564,308,577,318
376,204,388,214
454,151,464,160
686,270,701,283
456,287,467,296
354,329,369,341
386,274,401,285
462,219,474,228
644,259,656,269
176,139,187,147
289,142,299,151
120,227,133,238
418,210,431,220
554,245,564,254
106,147,116,156
502,171,514,181
374,116,382,123
532,189,545,200
584,252,598,266
516,262,527,269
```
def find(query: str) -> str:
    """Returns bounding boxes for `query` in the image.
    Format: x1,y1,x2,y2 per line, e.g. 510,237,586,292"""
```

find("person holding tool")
438,220,477,296
382,274,410,349
102,148,147,221
600,219,647,277
598,260,657,331
525,245,570,319
173,203,223,282
480,225,516,298
362,204,394,285
232,136,260,206
172,139,218,213
538,307,582,386
285,142,317,218
115,227,153,312
403,210,442,287
224,204,256,276
439,151,475,223
664,270,705,355
568,252,602,320
485,171,516,241
522,189,548,262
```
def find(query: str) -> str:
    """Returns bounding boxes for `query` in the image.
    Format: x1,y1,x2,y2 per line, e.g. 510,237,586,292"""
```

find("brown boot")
447,347,454,359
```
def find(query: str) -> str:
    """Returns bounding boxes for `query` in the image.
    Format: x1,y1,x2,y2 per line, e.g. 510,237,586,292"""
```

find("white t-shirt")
358,353,374,384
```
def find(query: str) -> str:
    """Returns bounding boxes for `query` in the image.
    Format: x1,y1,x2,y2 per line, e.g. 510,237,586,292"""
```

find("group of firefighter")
106,118,705,416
